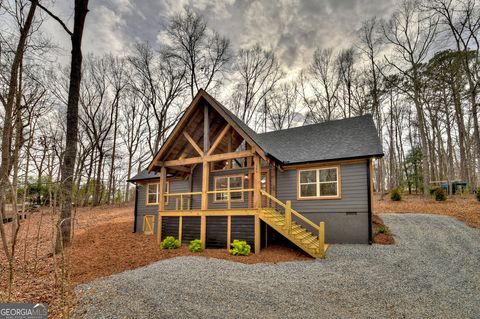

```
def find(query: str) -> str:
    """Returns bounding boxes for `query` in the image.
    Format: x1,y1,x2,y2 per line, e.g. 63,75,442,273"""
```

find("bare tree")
267,82,302,130
358,17,386,193
37,0,90,251
129,43,187,156
230,44,283,127
79,56,113,206
121,91,147,201
382,0,438,195
164,8,230,99
0,0,38,300
303,48,340,123
427,0,480,188
106,55,128,204
337,48,356,117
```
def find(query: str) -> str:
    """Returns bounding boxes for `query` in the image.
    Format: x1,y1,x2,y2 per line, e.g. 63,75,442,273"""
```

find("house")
128,89,384,258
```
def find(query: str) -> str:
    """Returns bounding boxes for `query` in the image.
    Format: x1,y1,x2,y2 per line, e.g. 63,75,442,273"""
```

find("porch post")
253,154,261,209
253,153,261,254
157,166,166,244
200,161,208,248
200,104,210,249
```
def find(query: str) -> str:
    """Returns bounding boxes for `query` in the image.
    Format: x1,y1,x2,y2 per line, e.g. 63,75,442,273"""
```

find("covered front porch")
148,91,326,258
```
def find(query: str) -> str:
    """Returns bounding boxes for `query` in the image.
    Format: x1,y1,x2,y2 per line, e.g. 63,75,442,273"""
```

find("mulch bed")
376,194,480,228
69,221,312,285
372,215,395,245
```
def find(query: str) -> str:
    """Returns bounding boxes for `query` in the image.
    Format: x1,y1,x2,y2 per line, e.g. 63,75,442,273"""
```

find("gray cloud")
47,0,397,71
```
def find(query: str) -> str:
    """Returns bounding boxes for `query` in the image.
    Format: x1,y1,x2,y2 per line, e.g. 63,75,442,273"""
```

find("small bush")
188,239,203,253
229,240,251,256
390,188,402,201
160,236,180,250
428,187,437,196
376,226,390,235
433,187,447,201
476,188,480,202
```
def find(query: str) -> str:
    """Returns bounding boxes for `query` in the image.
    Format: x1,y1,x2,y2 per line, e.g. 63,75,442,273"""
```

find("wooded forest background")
1,0,480,210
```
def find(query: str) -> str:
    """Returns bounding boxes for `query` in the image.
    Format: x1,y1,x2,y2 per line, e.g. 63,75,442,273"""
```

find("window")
146,182,169,205
298,167,340,199
214,175,244,202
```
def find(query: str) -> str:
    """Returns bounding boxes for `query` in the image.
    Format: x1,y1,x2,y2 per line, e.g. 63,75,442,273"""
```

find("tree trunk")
107,95,120,204
93,151,103,206
0,0,38,268
56,0,89,253
412,68,430,195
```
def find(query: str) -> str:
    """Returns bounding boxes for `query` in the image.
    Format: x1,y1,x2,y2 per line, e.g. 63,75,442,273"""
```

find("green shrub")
428,187,437,196
188,239,203,252
476,188,480,202
376,226,390,235
160,236,180,250
390,188,402,201
229,240,251,256
433,187,447,201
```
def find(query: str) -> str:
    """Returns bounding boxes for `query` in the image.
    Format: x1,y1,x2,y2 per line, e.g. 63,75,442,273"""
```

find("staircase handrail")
260,190,319,232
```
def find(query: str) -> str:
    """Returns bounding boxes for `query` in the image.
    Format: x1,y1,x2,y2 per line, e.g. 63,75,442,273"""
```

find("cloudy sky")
45,0,397,72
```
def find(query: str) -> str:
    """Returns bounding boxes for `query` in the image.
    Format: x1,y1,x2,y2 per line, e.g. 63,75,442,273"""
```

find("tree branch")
36,2,73,36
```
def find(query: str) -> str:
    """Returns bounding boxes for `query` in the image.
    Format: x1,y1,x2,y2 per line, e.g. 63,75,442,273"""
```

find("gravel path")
73,214,480,319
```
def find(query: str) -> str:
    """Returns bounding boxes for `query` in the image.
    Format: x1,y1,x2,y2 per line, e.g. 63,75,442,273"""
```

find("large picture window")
298,167,340,199
146,182,169,205
214,175,244,202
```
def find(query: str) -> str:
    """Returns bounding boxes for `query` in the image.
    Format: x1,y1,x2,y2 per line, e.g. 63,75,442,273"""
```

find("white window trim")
297,166,341,200
213,174,244,202
146,181,169,206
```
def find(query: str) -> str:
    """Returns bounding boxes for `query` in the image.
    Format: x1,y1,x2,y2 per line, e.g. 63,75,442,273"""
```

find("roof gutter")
279,154,384,167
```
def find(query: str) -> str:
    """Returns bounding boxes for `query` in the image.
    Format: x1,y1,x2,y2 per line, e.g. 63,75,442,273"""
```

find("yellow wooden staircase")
259,191,328,259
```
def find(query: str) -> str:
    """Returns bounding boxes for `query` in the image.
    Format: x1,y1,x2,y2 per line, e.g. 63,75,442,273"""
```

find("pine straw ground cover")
0,205,310,318
0,204,135,318
375,194,480,228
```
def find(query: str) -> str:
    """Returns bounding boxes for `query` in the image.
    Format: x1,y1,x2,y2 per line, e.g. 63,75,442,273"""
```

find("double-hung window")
214,175,244,202
298,167,340,199
146,182,169,205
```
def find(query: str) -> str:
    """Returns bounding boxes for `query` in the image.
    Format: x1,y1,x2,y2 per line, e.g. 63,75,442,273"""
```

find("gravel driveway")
73,214,480,319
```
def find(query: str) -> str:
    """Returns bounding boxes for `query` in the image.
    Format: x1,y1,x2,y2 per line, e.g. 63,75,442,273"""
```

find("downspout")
133,184,138,233
367,159,373,244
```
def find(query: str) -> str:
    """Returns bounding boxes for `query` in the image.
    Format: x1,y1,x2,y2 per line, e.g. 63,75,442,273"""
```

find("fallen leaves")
376,194,480,228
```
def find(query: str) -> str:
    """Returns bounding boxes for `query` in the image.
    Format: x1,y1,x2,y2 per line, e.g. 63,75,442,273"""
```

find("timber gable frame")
148,89,268,173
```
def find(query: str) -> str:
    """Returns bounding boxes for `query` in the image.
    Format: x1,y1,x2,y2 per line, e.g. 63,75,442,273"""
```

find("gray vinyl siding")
276,161,370,243
135,183,160,233
276,162,368,213
134,179,189,233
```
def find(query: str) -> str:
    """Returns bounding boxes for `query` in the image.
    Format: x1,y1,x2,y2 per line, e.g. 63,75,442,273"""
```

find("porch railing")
161,188,255,211
162,192,202,211
260,190,325,253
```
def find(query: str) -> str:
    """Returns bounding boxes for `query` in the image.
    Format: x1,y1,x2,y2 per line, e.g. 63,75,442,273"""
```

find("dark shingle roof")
208,93,383,164
128,169,159,182
254,115,384,164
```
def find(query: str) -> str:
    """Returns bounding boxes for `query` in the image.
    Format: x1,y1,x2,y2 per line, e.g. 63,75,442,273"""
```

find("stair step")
260,208,326,259
301,236,318,246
